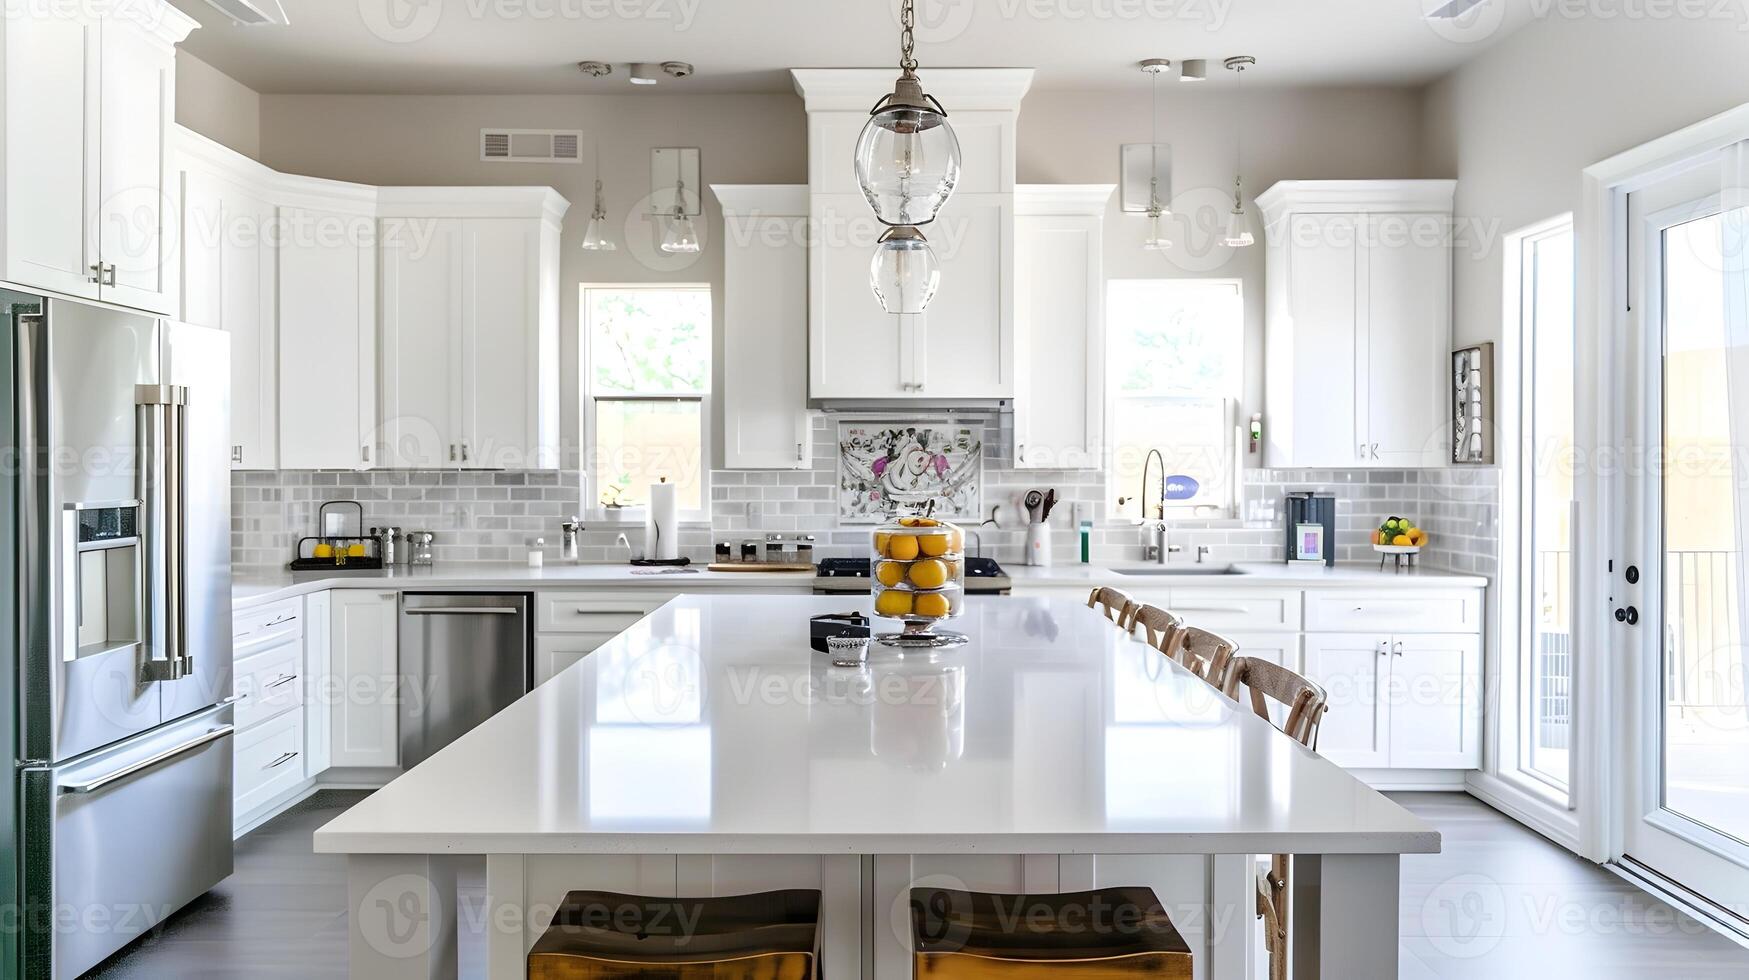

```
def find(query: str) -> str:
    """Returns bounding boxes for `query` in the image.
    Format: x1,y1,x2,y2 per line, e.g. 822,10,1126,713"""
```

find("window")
1106,279,1243,519
1505,216,1574,800
584,285,711,516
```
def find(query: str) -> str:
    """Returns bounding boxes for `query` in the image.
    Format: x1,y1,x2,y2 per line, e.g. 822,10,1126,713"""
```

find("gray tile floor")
86,791,1749,978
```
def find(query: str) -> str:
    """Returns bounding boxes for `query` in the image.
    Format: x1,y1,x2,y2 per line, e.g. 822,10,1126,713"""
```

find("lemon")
917,533,950,558
312,543,334,558
1392,534,1413,546
900,517,938,528
874,532,892,554
875,589,914,617
913,592,951,618
909,559,948,589
346,543,367,557
875,560,907,587
887,535,920,561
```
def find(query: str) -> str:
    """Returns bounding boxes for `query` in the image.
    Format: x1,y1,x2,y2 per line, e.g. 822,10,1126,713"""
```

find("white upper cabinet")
1013,185,1112,470
1259,180,1454,468
716,185,813,469
177,129,279,470
1,1,194,313
378,189,567,471
792,69,1032,401
278,184,379,471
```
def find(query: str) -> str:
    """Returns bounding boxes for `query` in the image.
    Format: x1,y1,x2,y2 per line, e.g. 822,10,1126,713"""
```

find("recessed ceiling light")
629,63,659,85
1426,0,1489,18
1180,59,1207,82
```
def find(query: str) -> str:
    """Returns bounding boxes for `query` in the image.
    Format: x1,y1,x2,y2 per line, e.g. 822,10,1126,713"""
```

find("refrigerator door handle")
57,724,233,795
137,384,192,681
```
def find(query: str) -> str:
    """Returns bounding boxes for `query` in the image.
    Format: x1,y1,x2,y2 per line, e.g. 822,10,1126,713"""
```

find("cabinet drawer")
235,638,303,730
233,597,302,652
1304,590,1481,633
234,710,305,818
537,593,664,633
1168,589,1302,632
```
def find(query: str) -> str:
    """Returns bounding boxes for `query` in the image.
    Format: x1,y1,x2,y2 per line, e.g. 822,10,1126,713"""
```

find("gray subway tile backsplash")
232,415,1499,576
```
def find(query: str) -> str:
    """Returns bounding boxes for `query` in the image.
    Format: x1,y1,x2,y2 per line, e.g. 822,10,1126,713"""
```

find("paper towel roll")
644,481,679,560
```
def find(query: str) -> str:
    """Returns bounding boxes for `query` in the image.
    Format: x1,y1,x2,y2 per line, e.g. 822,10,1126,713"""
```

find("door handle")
59,725,233,794
403,607,518,615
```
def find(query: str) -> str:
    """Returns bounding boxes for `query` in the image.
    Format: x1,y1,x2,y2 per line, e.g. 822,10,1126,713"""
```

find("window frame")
1499,213,1577,808
1103,277,1245,520
580,282,714,524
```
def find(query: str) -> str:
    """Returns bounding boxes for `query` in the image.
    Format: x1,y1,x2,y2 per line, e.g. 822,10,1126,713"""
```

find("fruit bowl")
1372,516,1426,570
870,517,968,648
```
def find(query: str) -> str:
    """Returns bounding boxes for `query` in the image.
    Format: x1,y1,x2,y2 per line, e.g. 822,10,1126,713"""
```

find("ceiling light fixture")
1180,59,1207,82
659,177,701,254
629,63,659,85
661,61,694,79
577,61,612,78
1140,59,1172,251
1221,56,1257,249
869,226,940,316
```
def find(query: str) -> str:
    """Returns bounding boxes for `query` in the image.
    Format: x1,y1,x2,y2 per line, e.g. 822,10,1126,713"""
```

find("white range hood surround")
792,69,1034,404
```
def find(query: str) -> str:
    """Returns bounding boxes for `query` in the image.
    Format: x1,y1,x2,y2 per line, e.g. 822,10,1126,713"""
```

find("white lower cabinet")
233,710,306,819
1301,633,1392,768
328,590,400,769
1301,630,1483,770
230,596,308,833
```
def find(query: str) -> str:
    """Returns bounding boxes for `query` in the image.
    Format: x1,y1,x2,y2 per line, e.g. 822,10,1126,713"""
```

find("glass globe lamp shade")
1142,209,1172,251
853,80,960,226
869,226,940,314
660,211,701,254
1221,204,1255,248
580,213,616,251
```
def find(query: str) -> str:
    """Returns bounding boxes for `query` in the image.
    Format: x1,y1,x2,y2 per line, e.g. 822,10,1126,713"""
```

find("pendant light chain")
1233,59,1245,207
1150,66,1160,211
899,0,918,71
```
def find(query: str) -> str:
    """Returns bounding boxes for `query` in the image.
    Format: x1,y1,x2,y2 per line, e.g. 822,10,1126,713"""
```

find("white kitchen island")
314,594,1438,979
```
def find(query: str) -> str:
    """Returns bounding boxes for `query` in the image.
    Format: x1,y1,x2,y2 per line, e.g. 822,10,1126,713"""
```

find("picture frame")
1452,342,1494,464
1293,522,1325,563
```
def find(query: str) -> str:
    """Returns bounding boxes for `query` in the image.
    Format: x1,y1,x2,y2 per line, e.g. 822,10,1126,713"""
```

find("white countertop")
313,594,1439,857
235,559,1485,609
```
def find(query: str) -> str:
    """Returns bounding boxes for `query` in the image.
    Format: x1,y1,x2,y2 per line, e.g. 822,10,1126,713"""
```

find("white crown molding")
1256,179,1457,222
122,0,199,49
790,68,1035,113
711,184,808,215
375,186,571,225
1015,184,1115,216
174,125,279,187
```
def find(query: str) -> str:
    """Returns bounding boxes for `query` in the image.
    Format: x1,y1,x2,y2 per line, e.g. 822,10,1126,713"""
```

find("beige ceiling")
173,0,1535,95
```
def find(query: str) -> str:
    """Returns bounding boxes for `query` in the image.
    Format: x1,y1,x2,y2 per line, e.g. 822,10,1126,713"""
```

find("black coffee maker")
1283,492,1337,566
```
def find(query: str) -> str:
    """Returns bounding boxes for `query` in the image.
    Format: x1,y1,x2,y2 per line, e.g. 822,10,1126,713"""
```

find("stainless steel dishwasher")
398,593,531,768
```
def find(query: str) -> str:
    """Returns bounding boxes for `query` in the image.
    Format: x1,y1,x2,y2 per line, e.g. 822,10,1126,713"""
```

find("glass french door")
1619,157,1749,912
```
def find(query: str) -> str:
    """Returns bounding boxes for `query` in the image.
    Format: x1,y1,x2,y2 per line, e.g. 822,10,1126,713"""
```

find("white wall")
1422,12,1749,349
176,52,261,160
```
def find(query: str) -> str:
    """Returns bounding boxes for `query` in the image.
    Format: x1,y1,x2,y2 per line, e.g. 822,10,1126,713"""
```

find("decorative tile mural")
836,422,982,522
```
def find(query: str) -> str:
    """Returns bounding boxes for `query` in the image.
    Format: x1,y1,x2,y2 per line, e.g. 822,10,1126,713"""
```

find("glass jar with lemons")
869,515,967,648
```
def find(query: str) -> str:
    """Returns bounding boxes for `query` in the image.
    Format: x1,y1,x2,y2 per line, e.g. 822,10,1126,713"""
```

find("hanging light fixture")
580,178,616,251
1140,59,1172,251
853,0,961,228
869,226,940,315
659,176,700,254
1221,56,1257,249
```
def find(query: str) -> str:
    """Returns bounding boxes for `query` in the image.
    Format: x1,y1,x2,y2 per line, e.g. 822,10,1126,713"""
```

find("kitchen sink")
1114,564,1244,576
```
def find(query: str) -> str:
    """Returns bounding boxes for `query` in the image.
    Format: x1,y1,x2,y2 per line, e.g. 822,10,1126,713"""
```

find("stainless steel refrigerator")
3,291,234,979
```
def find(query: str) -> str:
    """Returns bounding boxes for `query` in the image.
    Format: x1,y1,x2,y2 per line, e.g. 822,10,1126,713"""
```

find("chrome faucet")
1133,449,1178,564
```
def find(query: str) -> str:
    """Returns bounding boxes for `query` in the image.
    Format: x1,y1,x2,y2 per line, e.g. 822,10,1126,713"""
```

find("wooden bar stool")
911,886,1192,977
1128,603,1182,652
528,889,821,979
1086,586,1138,632
1220,656,1331,980
1163,625,1239,688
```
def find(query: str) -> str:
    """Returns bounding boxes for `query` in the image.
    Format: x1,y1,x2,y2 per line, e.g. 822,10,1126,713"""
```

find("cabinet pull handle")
1359,443,1366,459
1019,444,1026,463
361,445,371,463
264,750,299,770
461,442,470,462
231,445,243,464
99,264,117,286
264,673,297,690
1371,443,1380,460
449,443,457,462
1392,641,1403,656
88,263,103,284
1377,641,1388,656
796,442,804,461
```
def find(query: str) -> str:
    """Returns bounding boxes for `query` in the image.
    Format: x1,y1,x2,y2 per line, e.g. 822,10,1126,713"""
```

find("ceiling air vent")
480,129,584,164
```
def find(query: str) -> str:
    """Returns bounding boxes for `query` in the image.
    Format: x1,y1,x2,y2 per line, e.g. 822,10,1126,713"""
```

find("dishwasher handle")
402,607,520,615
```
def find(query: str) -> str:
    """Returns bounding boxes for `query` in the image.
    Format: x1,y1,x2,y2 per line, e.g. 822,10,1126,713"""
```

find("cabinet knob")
231,445,243,464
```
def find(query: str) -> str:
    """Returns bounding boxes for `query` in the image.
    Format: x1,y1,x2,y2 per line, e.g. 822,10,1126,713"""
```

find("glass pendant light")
1139,59,1171,251
853,0,960,227
580,178,616,251
659,177,701,254
1221,56,1257,249
869,226,940,315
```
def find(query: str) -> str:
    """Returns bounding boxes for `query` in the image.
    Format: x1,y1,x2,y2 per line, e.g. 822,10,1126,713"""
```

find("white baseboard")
1349,768,1471,791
